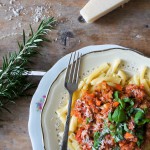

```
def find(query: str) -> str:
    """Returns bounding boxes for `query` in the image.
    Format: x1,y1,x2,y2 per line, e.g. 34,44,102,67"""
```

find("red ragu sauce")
71,81,150,150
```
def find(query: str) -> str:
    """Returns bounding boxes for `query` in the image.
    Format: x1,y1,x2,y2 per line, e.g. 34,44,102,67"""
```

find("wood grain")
0,0,150,149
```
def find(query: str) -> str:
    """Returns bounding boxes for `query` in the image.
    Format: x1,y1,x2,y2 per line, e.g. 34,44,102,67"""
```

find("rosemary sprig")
0,17,56,112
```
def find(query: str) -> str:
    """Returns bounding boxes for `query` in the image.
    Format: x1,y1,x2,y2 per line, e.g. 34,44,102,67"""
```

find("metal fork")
61,52,82,150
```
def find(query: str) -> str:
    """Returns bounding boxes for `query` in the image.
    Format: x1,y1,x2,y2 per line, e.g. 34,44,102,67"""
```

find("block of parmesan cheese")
80,0,129,23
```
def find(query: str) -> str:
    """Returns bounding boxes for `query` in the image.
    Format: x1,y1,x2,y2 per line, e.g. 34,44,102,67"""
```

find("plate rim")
40,46,150,150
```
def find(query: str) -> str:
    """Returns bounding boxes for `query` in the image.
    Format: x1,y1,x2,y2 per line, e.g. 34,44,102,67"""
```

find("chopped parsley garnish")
109,91,136,124
109,106,126,123
92,126,110,150
86,117,91,124
110,123,125,142
108,91,150,147
132,108,150,125
93,131,101,149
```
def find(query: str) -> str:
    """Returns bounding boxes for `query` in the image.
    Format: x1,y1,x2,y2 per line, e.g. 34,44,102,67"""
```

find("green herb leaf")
123,123,133,134
134,109,144,124
93,132,101,149
86,117,91,124
112,106,126,123
139,118,150,125
113,133,124,142
93,127,110,150
108,112,113,122
134,108,150,125
114,124,125,142
123,123,130,132
109,124,116,130
114,91,125,108
123,97,134,105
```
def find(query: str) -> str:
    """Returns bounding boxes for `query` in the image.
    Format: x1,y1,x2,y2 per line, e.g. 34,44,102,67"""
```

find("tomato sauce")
72,82,150,150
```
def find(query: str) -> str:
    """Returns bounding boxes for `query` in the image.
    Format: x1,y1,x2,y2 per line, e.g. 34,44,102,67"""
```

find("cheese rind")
80,0,129,23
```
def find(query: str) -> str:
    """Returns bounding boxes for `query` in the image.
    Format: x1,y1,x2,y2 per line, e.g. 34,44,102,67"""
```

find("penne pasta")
140,66,147,81
78,80,85,90
133,74,140,86
140,79,150,95
117,70,127,85
59,113,67,126
128,77,134,85
69,133,81,150
145,68,150,87
72,141,81,150
106,59,121,76
68,140,75,150
86,63,109,84
92,75,121,85
91,73,105,85
69,115,78,132
82,84,89,90
107,82,116,87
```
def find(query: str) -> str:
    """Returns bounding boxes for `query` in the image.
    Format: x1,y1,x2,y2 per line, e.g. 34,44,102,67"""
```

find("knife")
0,70,46,76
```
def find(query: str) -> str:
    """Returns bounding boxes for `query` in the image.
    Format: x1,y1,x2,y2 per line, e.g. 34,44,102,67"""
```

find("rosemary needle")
0,17,56,112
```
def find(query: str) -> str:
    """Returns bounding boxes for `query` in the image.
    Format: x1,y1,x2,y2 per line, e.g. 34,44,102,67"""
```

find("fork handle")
61,93,73,150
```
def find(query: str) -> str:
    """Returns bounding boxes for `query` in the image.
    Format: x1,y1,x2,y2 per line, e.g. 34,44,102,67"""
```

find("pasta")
86,63,110,84
106,59,120,76
117,70,127,86
56,60,150,150
140,66,147,81
69,115,78,132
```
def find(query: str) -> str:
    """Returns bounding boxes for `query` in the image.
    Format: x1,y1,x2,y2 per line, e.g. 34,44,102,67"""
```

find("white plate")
28,44,149,150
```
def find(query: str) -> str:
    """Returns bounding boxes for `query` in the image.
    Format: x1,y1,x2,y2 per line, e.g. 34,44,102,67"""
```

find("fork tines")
65,52,82,84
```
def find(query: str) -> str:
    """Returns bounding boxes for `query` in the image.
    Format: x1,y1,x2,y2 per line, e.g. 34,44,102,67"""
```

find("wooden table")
0,0,150,149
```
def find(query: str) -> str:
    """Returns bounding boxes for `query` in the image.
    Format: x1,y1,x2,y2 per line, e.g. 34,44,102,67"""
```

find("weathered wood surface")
0,0,150,149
